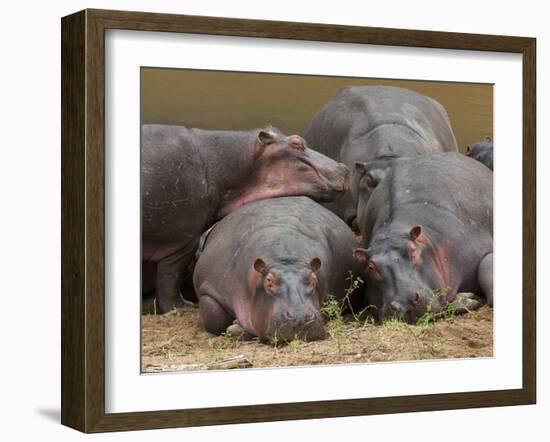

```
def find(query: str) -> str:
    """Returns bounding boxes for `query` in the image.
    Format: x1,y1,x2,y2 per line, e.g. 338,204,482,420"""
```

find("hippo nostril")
305,312,316,322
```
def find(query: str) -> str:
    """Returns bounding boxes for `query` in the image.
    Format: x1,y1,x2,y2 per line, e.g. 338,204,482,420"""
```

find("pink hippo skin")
354,153,493,324
193,197,364,342
142,125,350,312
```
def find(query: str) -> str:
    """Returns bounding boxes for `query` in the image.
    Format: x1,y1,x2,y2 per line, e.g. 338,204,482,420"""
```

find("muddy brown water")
141,68,493,153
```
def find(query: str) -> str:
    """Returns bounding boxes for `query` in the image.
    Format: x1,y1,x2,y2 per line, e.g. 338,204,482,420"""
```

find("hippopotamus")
142,125,350,313
193,196,364,342
303,85,458,228
466,136,493,170
353,153,493,324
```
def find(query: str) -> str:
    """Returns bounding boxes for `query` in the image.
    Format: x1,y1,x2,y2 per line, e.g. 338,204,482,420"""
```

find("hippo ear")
484,135,492,142
356,161,386,188
409,225,422,242
309,257,322,272
258,129,278,147
466,145,471,155
254,258,267,274
353,248,369,263
355,162,368,176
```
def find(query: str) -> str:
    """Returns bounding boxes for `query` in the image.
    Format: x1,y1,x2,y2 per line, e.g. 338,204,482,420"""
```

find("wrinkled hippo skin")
193,197,364,342
142,125,350,313
354,153,493,323
467,136,493,171
303,86,458,228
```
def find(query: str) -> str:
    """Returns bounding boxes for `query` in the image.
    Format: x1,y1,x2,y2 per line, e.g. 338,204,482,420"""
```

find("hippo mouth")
315,167,351,200
270,318,326,343
329,169,352,193
299,156,350,197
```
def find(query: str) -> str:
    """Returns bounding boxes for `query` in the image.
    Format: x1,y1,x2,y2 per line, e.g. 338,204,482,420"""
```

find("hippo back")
303,86,458,226
361,152,493,246
194,196,362,303
303,85,458,161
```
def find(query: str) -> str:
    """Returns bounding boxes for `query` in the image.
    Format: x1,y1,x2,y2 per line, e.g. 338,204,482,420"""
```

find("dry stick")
144,354,253,372
207,354,253,369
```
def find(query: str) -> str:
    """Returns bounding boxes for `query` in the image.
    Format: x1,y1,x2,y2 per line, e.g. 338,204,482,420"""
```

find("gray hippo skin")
303,86,458,228
467,136,493,171
193,197,364,342
353,153,493,323
142,125,350,313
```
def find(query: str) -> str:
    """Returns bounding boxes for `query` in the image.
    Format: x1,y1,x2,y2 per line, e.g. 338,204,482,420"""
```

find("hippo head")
354,225,450,324
350,156,397,230
465,136,494,171
466,135,492,157
248,257,326,342
354,157,395,203
251,128,350,203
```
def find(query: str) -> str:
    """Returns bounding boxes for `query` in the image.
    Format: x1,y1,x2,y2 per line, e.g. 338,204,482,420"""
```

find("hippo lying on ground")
303,86,458,228
353,153,493,324
466,136,493,170
142,125,350,313
193,197,364,342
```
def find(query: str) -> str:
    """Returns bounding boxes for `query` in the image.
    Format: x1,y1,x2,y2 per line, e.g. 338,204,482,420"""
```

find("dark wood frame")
61,8,536,433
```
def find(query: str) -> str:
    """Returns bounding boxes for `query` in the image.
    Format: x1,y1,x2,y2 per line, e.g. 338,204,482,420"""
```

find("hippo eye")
264,274,278,295
407,243,422,264
307,272,318,288
367,260,380,280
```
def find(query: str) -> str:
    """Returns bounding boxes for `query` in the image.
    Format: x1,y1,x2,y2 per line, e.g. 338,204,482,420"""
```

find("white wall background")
0,0,545,440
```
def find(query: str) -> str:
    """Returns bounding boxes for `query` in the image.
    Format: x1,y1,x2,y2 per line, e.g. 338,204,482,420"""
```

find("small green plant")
287,337,301,353
341,271,364,321
321,294,347,354
321,293,342,321
383,316,405,329
441,297,459,322
416,306,436,327
361,314,377,327
416,287,453,326
269,330,280,348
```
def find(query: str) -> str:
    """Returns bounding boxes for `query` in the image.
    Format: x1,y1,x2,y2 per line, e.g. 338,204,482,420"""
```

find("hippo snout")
270,312,326,342
340,165,352,191
330,162,351,190
323,163,351,196
389,301,406,317
382,300,420,324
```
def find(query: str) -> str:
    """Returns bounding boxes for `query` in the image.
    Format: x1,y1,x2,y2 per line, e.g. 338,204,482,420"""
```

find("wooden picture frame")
61,8,536,433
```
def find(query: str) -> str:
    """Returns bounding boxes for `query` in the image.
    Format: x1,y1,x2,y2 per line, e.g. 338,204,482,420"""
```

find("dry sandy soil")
141,305,493,373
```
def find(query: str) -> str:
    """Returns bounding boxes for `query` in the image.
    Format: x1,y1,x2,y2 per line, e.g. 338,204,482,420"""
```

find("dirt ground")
141,305,493,373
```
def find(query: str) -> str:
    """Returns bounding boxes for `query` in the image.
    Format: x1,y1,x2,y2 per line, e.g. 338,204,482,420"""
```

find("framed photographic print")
61,9,536,433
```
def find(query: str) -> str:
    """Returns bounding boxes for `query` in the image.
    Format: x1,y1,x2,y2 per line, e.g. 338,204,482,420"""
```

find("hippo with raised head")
353,153,493,324
142,125,350,313
466,136,493,171
303,86,458,228
193,197,364,342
